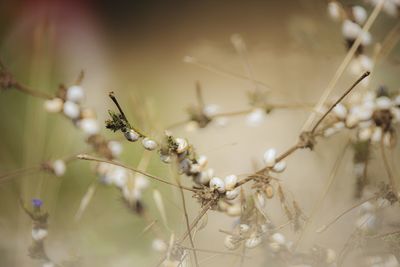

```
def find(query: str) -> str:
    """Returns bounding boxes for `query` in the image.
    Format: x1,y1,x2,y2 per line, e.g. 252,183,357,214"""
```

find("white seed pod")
224,235,239,250
225,188,240,200
263,148,277,167
376,96,392,110
333,103,347,119
326,248,337,264
108,141,123,157
196,168,214,185
271,232,286,245
209,177,225,193
142,137,158,151
345,113,359,128
63,101,80,119
152,238,167,252
245,236,262,249
227,204,241,217
246,108,266,127
272,161,286,173
78,118,99,136
371,127,383,143
327,1,341,21
224,175,237,190
66,85,85,103
342,19,361,40
52,159,66,177
239,224,250,233
44,98,63,113
124,129,140,142
32,228,48,241
352,5,367,25
358,127,372,141
175,137,188,153
134,175,149,190
324,127,337,137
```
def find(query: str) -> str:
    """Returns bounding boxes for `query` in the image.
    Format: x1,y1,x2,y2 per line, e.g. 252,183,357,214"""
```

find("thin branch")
77,154,197,192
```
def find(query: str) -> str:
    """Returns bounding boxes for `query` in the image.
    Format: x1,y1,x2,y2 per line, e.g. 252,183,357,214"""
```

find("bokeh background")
0,0,399,266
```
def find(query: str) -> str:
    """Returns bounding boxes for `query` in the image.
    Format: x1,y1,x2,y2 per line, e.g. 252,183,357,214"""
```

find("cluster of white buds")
323,89,400,147
44,84,101,137
263,148,287,173
367,0,400,17
327,1,373,85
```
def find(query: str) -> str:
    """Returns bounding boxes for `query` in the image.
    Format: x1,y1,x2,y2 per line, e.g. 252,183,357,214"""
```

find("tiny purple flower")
32,198,43,208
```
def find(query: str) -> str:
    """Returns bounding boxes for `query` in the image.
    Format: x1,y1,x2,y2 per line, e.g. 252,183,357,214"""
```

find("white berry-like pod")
342,19,361,40
142,137,158,151
224,174,237,190
333,103,347,119
245,236,262,249
209,177,225,193
227,203,241,217
272,161,287,173
271,232,286,245
224,235,239,250
376,96,392,109
263,148,277,167
358,127,372,141
175,137,188,153
78,118,99,136
63,101,80,119
239,224,250,233
371,127,383,143
108,141,123,157
124,129,140,142
327,1,341,21
52,159,66,177
225,188,240,200
44,98,63,113
345,113,359,128
32,228,48,241
66,85,85,103
152,238,167,252
246,108,266,127
134,175,149,190
352,5,367,25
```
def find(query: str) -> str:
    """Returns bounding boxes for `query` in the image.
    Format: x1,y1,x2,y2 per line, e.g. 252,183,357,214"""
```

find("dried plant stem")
310,71,370,134
375,22,400,64
316,195,378,234
380,140,397,193
0,166,41,183
13,82,53,99
77,154,197,192
179,246,248,257
302,0,384,132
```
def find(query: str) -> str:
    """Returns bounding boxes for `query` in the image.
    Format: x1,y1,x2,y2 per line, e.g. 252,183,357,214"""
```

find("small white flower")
224,175,237,190
327,1,341,21
272,161,287,173
271,232,286,245
263,148,277,167
78,118,99,136
142,138,158,151
376,96,392,109
52,159,66,177
124,129,140,142
245,235,262,248
342,19,361,40
66,85,85,103
32,228,48,241
44,98,63,113
63,101,80,119
246,108,266,127
333,103,347,119
209,177,225,193
175,137,188,153
152,238,167,252
108,141,123,157
225,188,240,200
352,5,367,25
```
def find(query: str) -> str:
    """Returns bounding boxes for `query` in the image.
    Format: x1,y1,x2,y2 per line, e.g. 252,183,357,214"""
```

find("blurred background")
0,0,399,266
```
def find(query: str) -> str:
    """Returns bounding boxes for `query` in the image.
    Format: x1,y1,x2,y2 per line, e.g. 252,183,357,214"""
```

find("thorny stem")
380,140,397,194
77,154,197,192
310,71,371,134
